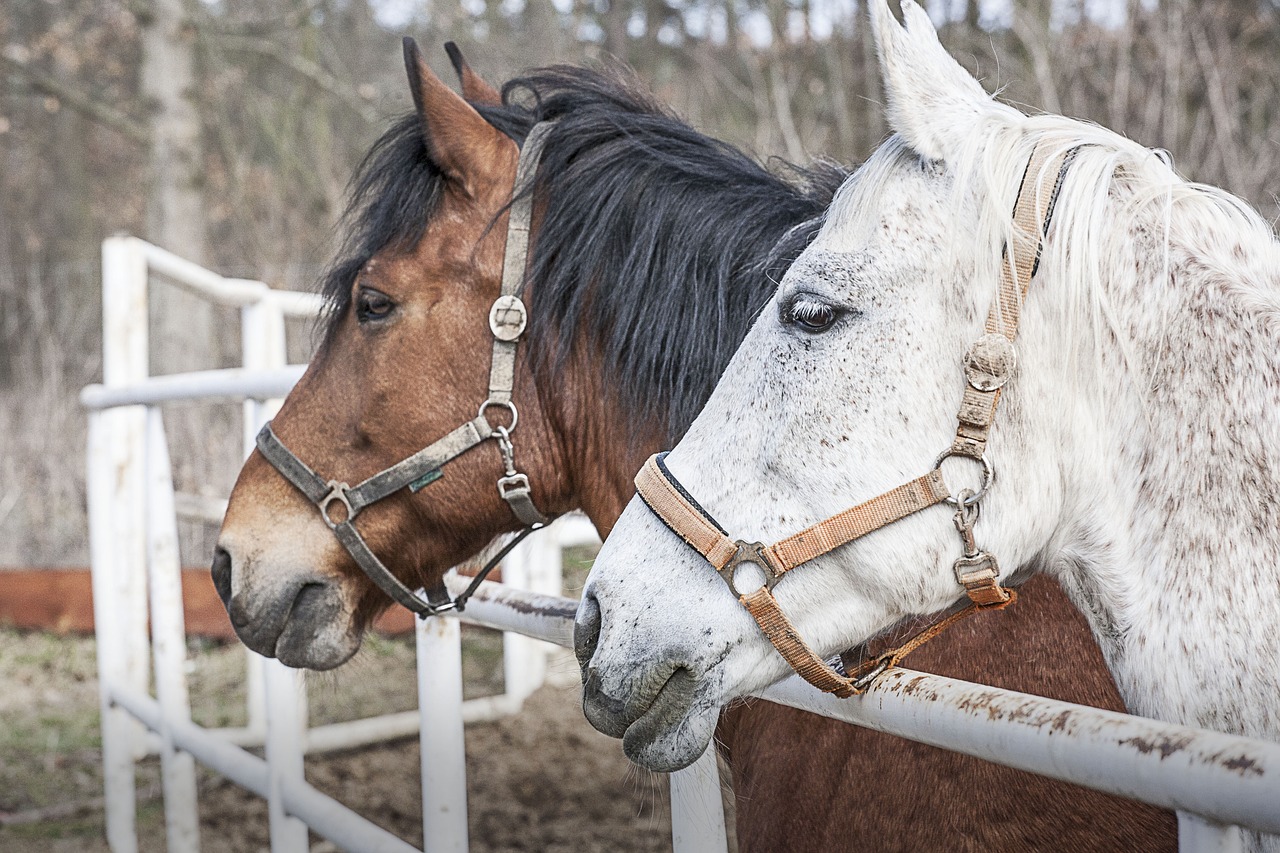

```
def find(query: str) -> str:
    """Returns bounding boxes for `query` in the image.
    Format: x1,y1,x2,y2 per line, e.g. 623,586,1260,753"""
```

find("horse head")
212,42,838,671
213,42,570,669
576,0,1258,771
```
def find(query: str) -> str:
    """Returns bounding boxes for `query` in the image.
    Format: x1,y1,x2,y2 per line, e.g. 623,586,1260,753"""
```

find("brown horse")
213,42,1175,850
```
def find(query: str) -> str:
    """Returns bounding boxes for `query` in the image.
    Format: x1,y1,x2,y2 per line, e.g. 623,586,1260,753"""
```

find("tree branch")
215,35,381,126
0,46,150,145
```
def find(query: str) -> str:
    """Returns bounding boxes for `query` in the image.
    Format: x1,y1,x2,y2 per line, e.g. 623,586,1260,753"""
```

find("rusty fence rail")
451,575,1280,852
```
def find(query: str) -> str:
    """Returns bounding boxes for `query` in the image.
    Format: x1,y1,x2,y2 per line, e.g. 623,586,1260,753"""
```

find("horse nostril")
574,589,603,674
211,547,233,608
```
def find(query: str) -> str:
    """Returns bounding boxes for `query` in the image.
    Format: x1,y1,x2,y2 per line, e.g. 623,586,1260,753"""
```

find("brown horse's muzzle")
212,516,364,670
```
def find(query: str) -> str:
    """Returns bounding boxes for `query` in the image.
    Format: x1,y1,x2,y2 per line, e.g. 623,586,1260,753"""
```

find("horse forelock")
316,63,845,441
317,113,446,344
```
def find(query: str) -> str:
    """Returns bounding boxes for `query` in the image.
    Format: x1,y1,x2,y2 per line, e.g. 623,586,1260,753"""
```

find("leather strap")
636,453,960,697
766,470,950,572
487,121,554,406
951,145,1076,459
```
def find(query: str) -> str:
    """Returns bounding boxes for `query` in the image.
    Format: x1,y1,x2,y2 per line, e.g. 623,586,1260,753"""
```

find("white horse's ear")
870,0,995,163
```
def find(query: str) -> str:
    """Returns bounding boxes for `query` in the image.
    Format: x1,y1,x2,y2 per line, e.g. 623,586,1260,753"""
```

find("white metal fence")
84,237,1279,853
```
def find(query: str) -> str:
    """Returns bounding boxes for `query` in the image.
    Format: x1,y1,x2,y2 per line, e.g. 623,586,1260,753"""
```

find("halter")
255,121,558,617
635,144,1076,697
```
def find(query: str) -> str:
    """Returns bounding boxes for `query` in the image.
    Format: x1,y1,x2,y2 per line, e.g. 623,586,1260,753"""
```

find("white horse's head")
575,0,1280,772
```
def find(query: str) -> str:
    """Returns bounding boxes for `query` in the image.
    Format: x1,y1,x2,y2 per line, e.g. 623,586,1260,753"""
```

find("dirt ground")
0,623,677,852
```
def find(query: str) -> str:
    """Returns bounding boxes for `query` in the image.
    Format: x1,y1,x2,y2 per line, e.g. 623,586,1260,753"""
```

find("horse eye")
356,287,395,323
787,298,837,333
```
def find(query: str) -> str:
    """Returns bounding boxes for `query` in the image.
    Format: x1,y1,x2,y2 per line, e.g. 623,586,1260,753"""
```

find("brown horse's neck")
539,348,662,538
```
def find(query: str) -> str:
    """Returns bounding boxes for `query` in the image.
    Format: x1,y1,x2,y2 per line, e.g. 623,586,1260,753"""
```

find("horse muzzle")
576,589,718,771
211,543,361,670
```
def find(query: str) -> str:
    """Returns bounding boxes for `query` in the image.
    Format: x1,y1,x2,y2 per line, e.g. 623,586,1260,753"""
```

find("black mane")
321,63,846,441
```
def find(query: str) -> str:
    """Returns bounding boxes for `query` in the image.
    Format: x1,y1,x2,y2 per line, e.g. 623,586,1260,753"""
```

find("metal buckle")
850,655,892,692
319,480,356,528
498,473,532,500
717,541,785,595
954,552,1000,589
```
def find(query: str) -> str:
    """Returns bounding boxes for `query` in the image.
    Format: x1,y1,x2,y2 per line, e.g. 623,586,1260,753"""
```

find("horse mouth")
221,566,361,670
619,677,719,772
584,664,717,772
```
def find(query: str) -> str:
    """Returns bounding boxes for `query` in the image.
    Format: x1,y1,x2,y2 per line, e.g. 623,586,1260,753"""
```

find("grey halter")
255,121,556,617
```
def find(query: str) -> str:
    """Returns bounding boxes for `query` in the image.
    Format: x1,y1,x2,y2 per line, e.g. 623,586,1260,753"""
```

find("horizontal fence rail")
81,366,307,410
452,578,1280,837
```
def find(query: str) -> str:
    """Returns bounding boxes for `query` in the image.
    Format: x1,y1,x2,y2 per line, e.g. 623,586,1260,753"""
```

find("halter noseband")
635,143,1077,697
255,121,558,617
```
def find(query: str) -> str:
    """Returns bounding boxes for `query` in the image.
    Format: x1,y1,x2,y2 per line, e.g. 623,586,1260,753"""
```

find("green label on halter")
409,469,443,493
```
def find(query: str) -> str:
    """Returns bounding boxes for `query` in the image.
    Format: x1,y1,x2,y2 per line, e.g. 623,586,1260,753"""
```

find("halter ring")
933,449,994,507
319,480,356,527
479,399,519,433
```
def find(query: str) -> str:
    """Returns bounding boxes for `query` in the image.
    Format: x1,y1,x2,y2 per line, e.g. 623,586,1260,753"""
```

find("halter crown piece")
635,143,1077,697
255,121,558,617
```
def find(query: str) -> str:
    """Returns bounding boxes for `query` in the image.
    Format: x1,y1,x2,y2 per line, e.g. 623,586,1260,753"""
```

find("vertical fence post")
241,295,310,852
92,235,152,852
497,542,541,705
418,616,469,853
1177,812,1244,853
145,409,201,851
670,745,729,853
262,659,310,852
239,291,286,747
87,412,140,853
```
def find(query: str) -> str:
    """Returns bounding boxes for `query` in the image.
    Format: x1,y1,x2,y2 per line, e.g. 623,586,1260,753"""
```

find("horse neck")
543,346,663,535
1046,213,1280,738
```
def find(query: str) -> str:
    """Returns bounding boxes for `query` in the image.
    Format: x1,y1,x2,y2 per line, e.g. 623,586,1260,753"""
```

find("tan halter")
635,143,1076,697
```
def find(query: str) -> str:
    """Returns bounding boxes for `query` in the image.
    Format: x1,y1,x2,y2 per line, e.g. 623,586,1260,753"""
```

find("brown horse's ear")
402,37,510,196
444,42,501,106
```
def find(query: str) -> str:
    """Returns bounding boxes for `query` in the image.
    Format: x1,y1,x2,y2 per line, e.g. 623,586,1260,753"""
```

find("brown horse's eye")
356,287,396,323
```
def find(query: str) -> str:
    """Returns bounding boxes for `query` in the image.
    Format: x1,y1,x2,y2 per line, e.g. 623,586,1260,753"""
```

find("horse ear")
869,0,999,163
402,37,511,196
444,42,502,107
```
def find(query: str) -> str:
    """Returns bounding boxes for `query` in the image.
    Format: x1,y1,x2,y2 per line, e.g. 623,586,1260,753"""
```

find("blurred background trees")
1,0,1277,567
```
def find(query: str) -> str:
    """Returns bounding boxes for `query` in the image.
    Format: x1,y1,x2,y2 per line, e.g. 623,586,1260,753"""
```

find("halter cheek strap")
634,143,1076,697
254,121,558,617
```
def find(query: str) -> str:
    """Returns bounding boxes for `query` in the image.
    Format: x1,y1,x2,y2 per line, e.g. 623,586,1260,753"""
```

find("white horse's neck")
1042,192,1280,738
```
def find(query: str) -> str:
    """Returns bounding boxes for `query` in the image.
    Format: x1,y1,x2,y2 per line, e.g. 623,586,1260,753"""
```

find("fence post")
1177,812,1243,853
418,616,470,853
239,291,287,748
497,542,541,705
241,295,310,852
670,745,729,853
92,235,152,852
145,409,201,851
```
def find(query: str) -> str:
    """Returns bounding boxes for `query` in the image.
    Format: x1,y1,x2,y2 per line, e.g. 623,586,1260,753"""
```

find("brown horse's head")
213,41,570,669
213,41,844,670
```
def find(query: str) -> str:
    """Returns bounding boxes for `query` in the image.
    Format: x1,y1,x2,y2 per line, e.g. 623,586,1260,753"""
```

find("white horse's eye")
786,297,837,333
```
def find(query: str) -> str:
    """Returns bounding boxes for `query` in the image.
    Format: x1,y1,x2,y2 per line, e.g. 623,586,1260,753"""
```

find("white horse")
575,0,1280,836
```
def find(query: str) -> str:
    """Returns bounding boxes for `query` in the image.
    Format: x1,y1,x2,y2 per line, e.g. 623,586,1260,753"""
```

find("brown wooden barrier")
0,568,417,638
